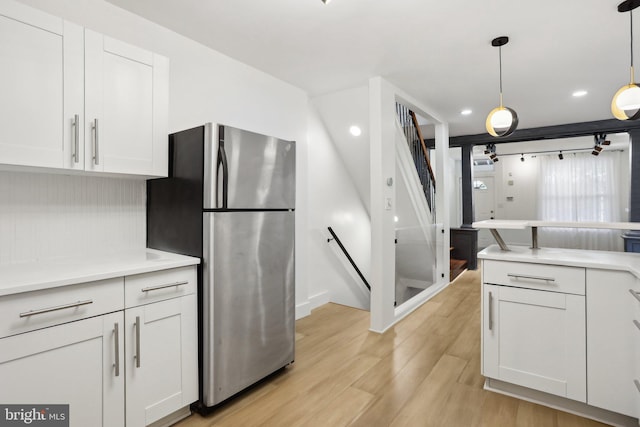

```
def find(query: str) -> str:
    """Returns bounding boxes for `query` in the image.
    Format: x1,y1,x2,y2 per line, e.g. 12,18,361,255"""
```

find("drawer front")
124,266,196,308
483,260,585,295
0,277,123,338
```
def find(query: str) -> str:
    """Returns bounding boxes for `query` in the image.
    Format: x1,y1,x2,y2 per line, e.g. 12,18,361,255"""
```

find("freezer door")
205,124,295,210
202,211,295,406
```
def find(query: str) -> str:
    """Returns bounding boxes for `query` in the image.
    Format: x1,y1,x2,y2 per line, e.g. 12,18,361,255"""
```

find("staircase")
449,247,468,281
394,102,439,305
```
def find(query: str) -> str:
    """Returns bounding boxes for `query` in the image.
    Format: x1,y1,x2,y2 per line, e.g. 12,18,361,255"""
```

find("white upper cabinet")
0,1,83,169
85,31,168,177
0,1,168,177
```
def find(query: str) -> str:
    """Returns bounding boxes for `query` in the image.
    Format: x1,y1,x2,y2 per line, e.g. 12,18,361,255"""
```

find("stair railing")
327,227,371,291
395,102,436,216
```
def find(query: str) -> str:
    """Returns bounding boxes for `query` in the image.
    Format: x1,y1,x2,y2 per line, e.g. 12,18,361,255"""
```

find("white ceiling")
106,0,632,137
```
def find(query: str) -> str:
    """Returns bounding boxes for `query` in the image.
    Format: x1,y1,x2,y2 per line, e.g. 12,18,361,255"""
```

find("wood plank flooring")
174,270,608,427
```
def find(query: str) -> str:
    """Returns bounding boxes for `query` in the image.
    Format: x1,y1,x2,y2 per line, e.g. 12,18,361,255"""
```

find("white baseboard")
295,290,331,320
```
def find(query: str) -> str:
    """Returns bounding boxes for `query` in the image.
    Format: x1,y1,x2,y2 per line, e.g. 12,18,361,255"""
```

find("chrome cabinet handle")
72,114,79,163
507,273,556,283
635,379,640,394
92,118,99,165
113,323,120,377
19,299,93,318
630,289,640,303
633,320,640,332
488,291,494,331
141,281,188,293
134,316,141,368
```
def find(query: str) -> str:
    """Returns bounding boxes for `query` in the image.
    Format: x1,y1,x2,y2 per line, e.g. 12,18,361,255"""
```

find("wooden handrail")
409,111,436,187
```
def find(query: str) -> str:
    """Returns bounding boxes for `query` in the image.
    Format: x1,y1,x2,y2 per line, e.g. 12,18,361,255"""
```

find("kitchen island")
478,243,640,427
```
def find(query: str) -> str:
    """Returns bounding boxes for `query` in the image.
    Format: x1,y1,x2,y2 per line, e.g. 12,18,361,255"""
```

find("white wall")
312,86,370,213
304,105,371,311
0,171,145,265
12,0,311,316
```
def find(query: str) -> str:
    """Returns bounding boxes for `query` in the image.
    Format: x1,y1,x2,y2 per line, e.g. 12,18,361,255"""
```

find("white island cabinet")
0,251,199,427
0,0,168,178
479,245,640,427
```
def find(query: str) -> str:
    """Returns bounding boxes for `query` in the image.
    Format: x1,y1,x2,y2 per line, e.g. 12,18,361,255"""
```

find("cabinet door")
85,30,168,177
0,1,83,170
0,312,125,427
483,284,586,402
125,294,198,426
587,269,640,417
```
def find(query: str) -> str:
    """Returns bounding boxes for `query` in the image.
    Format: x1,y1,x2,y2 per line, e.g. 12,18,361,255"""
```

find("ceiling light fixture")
612,0,640,120
520,154,525,162
461,109,472,116
486,36,518,137
572,90,588,97
558,151,564,160
349,125,362,136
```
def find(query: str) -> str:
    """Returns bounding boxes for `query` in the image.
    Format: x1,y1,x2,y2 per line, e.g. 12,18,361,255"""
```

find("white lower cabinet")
0,265,198,427
125,294,198,426
482,283,586,402
587,269,640,418
0,311,125,426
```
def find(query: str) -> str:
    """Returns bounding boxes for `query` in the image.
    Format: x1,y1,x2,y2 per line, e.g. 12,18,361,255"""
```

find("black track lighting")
520,154,525,162
558,151,564,160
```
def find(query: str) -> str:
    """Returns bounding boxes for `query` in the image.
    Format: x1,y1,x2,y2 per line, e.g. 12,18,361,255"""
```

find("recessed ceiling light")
461,109,472,116
572,90,588,97
349,125,362,136
394,216,399,222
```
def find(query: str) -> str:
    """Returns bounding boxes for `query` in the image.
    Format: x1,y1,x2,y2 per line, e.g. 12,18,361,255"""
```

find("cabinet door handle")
72,114,80,163
507,273,556,283
634,379,640,394
19,299,93,318
113,323,120,377
488,291,494,331
141,281,188,293
630,289,640,303
134,316,141,368
92,118,100,165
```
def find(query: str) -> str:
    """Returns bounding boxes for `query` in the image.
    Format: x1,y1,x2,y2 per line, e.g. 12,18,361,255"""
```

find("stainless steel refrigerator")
147,123,295,409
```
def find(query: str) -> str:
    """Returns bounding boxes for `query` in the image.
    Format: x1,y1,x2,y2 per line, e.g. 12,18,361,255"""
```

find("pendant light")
486,36,519,137
612,0,640,120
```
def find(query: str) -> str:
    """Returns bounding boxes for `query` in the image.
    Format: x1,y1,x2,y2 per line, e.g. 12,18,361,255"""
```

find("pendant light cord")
499,45,503,107
631,10,635,84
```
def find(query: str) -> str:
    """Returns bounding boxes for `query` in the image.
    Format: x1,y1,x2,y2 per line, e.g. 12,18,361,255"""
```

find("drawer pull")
634,320,640,332
19,299,93,318
134,316,141,368
141,281,188,293
507,273,556,283
113,323,120,377
488,291,494,331
630,289,640,303
635,379,640,394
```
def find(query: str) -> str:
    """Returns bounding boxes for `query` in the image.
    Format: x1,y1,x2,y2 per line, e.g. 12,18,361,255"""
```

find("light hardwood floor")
175,270,607,427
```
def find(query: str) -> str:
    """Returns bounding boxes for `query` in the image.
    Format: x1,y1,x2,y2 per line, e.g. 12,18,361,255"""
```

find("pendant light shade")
486,36,518,137
612,0,640,120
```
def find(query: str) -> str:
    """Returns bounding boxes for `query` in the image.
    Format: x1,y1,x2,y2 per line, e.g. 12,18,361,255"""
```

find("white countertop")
0,249,200,297
473,219,640,230
478,244,640,278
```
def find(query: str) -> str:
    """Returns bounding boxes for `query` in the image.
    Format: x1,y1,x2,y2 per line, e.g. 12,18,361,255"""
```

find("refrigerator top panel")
204,123,295,210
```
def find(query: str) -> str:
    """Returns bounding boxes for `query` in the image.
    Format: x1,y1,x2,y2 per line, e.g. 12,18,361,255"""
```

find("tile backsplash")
0,171,145,265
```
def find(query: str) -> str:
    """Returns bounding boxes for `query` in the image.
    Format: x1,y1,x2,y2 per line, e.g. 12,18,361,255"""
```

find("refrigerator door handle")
217,144,229,209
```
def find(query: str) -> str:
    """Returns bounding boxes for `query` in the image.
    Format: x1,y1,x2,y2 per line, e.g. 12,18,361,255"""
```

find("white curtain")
538,151,624,251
